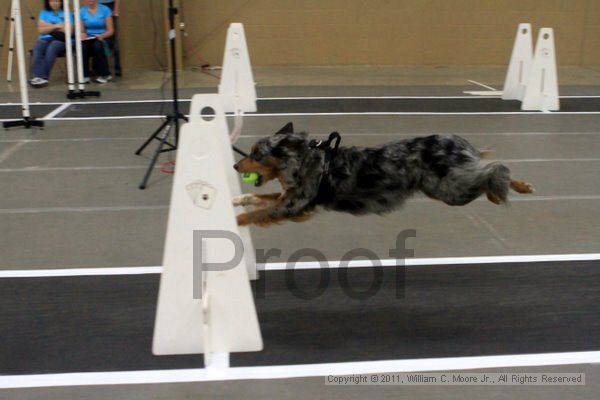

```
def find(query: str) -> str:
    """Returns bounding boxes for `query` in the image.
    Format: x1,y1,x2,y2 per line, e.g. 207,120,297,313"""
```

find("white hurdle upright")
153,23,262,368
522,28,560,111
502,23,533,101
218,23,258,281
152,94,263,366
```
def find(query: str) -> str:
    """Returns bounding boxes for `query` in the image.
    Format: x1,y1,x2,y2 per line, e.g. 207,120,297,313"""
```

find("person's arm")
96,16,114,39
37,18,63,35
113,0,120,17
81,20,88,39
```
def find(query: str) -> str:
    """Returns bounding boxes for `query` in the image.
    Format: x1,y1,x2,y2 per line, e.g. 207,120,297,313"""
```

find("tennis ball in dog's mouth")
241,172,260,184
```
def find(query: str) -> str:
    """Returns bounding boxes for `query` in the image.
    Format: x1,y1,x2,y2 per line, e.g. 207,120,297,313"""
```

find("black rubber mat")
1,260,599,375
0,105,60,120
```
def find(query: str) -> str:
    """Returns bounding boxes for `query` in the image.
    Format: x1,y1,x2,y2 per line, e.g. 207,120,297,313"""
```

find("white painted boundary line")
0,266,162,278
1,194,600,214
2,131,600,145
0,205,169,214
1,94,600,107
1,350,599,388
1,253,599,278
1,158,598,173
260,253,600,271
41,103,71,120
4,110,600,122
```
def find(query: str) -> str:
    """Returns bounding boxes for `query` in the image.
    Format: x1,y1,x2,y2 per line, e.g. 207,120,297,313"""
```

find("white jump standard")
2,0,44,129
152,24,262,368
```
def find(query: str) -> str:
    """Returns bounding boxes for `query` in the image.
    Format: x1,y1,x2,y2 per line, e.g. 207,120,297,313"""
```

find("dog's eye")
251,152,263,161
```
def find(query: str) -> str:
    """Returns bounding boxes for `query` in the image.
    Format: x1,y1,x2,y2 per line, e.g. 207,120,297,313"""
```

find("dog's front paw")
232,194,255,207
236,213,250,226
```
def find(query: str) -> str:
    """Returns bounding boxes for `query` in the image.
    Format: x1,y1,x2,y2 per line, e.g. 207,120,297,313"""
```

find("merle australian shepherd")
233,123,534,227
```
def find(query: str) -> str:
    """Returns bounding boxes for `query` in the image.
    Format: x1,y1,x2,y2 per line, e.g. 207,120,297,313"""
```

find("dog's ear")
275,122,294,135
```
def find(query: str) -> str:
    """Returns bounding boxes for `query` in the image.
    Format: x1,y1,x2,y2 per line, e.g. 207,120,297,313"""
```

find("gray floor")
1,78,599,398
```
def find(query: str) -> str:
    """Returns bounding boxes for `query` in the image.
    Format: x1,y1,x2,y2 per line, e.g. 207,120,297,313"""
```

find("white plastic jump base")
152,94,262,359
522,28,560,111
502,23,533,101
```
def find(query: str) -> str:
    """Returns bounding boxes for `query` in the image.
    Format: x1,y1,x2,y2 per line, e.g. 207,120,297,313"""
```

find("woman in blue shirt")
30,0,71,87
80,0,114,83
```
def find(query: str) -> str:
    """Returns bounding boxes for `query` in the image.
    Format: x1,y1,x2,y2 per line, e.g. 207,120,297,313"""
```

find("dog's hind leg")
484,163,511,205
510,179,535,194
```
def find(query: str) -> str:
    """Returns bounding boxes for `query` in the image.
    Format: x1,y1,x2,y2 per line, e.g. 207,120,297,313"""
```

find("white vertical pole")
11,0,31,118
71,0,86,88
6,2,15,82
63,0,75,92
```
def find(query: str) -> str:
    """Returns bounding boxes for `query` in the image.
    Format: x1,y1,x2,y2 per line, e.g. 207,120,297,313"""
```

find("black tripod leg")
135,119,169,155
139,123,172,190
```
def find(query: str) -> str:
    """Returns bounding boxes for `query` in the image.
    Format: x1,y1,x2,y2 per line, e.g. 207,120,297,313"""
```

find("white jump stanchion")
62,0,76,95
66,0,99,98
6,2,15,82
3,0,43,128
72,0,85,89
522,28,560,111
8,0,27,110
502,23,533,101
218,23,258,281
219,23,257,114
153,22,262,367
152,94,263,365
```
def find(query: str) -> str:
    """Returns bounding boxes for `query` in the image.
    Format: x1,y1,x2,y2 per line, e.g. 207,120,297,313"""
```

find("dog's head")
234,122,325,190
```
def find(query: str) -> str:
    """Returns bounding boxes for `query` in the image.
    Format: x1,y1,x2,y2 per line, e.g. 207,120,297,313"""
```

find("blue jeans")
82,38,113,77
32,38,65,79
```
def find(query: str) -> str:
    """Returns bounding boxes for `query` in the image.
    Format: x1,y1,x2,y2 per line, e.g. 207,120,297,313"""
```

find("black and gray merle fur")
233,123,533,226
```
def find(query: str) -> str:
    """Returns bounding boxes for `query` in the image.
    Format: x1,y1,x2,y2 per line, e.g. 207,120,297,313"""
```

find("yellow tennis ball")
241,172,260,184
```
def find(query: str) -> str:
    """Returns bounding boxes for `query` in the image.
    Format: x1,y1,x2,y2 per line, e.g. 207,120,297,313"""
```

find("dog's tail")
484,163,511,204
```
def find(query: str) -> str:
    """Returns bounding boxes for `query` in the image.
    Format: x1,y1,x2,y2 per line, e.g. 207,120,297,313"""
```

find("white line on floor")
42,103,71,120
0,137,147,143
1,253,599,278
249,111,600,117
0,165,155,172
0,350,599,388
3,111,598,122
1,94,599,107
0,194,599,213
2,131,600,146
0,205,169,214
1,158,597,173
0,142,26,164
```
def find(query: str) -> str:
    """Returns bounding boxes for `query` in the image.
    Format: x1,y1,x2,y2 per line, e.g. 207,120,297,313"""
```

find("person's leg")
81,40,93,78
112,16,121,76
43,40,66,79
32,39,50,78
91,40,111,77
104,1,121,75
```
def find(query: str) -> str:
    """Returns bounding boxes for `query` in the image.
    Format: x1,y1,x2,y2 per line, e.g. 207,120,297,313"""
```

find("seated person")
98,0,121,76
80,0,114,83
31,0,71,87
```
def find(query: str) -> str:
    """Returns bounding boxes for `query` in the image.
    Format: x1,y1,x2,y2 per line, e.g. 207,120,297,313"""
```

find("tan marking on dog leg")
478,148,493,159
486,191,503,205
232,194,257,207
510,179,535,194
